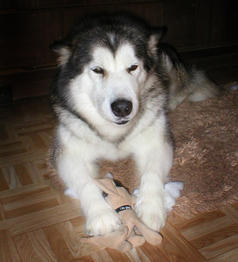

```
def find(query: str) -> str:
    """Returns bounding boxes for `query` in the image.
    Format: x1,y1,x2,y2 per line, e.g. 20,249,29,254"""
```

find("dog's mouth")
114,119,129,126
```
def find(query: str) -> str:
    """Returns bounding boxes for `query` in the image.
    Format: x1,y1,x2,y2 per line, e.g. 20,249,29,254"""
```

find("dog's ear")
148,27,167,56
50,40,72,66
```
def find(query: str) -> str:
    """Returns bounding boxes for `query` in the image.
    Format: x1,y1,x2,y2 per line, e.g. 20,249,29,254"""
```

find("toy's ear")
50,40,72,66
94,178,118,196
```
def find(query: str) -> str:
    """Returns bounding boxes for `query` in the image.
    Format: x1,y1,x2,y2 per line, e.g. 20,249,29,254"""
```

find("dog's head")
51,14,164,129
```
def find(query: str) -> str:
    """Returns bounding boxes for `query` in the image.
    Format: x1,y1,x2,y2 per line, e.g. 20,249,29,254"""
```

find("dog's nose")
111,100,132,117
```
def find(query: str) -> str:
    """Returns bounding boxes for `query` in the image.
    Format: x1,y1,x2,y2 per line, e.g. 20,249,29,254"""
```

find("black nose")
111,100,132,117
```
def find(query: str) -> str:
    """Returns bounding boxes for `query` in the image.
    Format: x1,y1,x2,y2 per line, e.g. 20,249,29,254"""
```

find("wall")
0,0,237,100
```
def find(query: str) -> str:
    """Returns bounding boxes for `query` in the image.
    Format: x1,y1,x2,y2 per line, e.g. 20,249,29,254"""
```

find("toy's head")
94,173,134,210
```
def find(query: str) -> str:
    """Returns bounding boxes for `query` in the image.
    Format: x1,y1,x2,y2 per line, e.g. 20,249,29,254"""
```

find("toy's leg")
133,217,162,245
118,241,133,253
81,225,132,252
125,219,145,247
127,231,145,248
114,225,132,252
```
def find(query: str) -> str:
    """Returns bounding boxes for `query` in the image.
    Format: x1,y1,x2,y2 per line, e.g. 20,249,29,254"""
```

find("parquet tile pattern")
0,97,238,262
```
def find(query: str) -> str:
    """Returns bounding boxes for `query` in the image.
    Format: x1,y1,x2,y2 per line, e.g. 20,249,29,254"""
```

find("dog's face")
71,43,148,126
51,14,162,128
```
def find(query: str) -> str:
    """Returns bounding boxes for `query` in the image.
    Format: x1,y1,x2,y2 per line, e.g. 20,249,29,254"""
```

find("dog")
49,13,221,235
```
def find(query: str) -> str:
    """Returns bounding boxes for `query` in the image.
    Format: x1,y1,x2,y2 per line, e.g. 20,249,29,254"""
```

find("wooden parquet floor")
1,96,238,262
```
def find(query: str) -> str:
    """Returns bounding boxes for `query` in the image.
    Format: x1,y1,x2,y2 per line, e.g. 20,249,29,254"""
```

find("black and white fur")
49,13,220,235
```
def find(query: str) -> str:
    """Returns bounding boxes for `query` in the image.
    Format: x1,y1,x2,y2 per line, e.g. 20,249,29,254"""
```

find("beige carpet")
99,84,238,215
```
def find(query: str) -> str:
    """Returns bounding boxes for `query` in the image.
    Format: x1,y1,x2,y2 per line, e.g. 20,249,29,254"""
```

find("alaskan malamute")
49,13,220,235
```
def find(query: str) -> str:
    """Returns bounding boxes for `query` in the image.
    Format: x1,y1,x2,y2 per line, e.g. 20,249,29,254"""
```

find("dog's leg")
57,154,121,235
132,118,173,231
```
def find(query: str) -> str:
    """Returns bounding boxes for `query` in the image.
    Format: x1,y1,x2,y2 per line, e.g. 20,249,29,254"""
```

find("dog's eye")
91,66,105,75
127,64,138,73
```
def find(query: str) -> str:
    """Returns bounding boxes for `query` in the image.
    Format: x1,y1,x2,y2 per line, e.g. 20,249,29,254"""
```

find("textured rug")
99,83,238,216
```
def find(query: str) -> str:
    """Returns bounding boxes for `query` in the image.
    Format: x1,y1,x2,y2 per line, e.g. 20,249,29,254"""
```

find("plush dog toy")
80,175,163,252
64,173,183,252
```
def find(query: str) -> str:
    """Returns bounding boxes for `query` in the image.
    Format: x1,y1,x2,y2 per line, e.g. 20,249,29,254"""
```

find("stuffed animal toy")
64,173,183,252
80,175,163,252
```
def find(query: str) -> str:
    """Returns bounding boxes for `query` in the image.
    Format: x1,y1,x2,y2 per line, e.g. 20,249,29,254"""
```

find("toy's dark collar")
115,205,132,213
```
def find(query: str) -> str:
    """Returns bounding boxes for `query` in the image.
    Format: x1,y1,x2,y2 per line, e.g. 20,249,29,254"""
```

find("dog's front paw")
86,208,121,236
135,199,167,232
